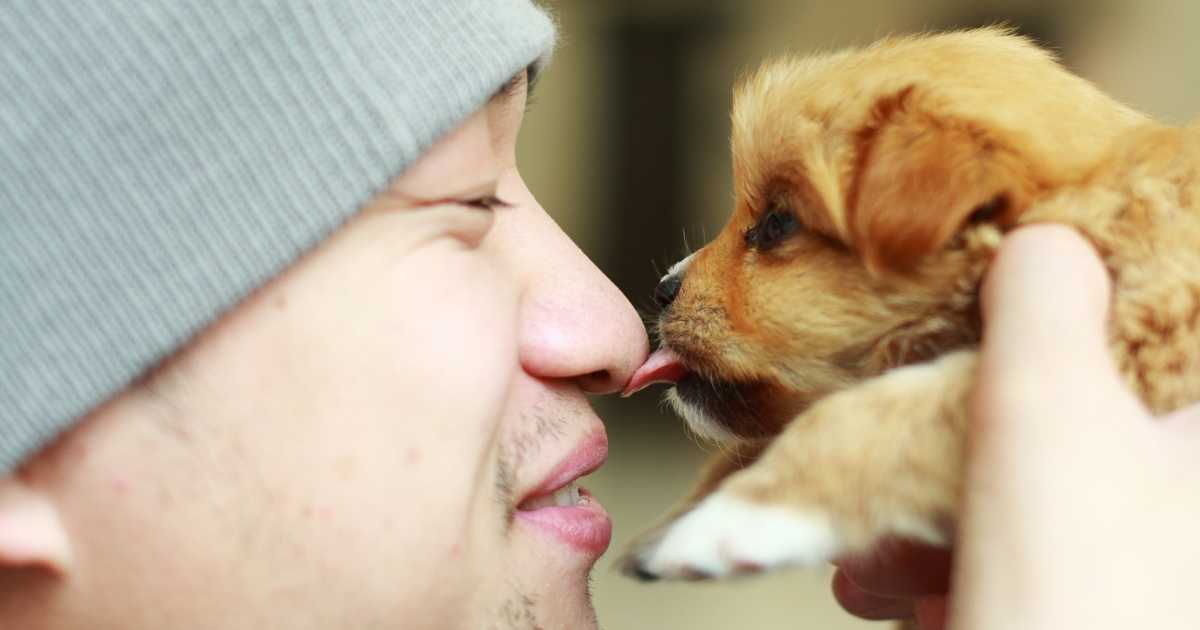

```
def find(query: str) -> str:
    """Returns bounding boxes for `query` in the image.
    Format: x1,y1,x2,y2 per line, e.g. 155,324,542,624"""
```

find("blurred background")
515,0,1200,628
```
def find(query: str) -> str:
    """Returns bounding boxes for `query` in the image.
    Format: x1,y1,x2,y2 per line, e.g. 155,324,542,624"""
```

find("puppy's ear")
851,87,1033,274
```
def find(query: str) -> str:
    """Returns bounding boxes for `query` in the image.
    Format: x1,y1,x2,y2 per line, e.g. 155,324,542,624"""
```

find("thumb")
980,224,1111,363
975,224,1121,430
955,226,1162,630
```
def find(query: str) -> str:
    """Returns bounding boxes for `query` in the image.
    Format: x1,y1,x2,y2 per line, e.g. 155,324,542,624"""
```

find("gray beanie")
0,0,556,474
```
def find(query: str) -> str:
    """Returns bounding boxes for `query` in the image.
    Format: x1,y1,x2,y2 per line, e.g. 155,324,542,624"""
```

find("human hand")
834,224,1200,630
832,539,951,629
953,223,1200,629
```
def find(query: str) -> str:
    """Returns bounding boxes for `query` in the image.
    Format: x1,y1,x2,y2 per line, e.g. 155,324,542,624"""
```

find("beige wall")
518,1,1200,628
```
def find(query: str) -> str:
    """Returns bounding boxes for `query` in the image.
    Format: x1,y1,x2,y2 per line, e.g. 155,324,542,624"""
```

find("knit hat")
0,0,556,474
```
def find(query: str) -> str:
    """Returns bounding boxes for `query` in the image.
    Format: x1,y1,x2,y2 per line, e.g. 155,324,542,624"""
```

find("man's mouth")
514,432,611,557
519,480,581,509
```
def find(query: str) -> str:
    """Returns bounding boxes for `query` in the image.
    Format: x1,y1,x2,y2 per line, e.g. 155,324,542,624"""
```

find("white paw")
632,494,842,580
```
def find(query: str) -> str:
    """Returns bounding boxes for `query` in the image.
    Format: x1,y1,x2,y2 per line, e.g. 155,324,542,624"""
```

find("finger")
979,224,1112,374
974,224,1128,434
1159,400,1200,444
915,595,948,630
831,569,915,620
958,228,1142,630
836,539,952,598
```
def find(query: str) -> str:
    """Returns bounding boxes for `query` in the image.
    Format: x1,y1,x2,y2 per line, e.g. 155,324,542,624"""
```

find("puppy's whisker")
633,300,658,323
724,444,744,466
721,374,757,420
690,430,719,454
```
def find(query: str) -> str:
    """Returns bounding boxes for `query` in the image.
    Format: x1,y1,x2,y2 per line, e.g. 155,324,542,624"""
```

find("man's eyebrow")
490,66,535,103
491,73,522,102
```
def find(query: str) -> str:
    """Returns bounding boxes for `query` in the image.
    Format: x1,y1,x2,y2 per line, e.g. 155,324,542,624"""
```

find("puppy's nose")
655,275,683,310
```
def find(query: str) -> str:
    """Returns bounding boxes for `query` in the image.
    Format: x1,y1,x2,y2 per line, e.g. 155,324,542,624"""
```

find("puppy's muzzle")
655,251,698,311
655,275,682,310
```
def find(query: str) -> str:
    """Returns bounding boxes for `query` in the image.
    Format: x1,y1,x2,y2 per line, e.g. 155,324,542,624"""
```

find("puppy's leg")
619,440,765,580
633,350,976,580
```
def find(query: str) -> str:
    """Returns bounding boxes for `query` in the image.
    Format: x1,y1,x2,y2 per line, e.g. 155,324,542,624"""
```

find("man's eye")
464,196,511,210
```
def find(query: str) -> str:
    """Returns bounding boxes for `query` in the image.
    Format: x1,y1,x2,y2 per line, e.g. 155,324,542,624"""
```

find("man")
0,1,648,628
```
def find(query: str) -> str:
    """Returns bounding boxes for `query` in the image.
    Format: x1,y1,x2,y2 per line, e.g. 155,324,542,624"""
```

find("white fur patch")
663,251,699,280
664,388,745,444
635,493,842,580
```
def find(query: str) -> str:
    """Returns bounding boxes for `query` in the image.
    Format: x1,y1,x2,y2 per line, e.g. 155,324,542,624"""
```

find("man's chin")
503,501,610,626
494,573,597,630
532,582,600,630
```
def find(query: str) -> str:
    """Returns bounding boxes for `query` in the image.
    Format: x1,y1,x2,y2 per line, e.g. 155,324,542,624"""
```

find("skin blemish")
336,455,357,480
111,474,132,496
406,447,420,464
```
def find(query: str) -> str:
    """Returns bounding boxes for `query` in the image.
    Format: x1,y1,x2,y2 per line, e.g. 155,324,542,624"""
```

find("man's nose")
507,199,649,395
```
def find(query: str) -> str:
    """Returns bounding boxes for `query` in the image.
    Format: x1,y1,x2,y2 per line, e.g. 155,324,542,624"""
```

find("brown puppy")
620,27,1200,580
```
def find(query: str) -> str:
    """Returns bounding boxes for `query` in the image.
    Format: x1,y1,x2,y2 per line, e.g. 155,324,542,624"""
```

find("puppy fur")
624,27,1200,580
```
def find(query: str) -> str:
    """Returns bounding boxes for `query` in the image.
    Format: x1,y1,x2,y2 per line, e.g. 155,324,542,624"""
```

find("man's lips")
517,430,607,504
516,488,611,555
622,348,691,396
515,431,611,556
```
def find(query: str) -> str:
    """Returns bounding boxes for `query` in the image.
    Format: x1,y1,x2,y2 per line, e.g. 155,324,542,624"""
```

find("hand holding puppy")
835,224,1200,630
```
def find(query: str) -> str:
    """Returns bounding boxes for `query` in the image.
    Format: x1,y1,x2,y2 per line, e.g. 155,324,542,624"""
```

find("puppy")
619,27,1200,581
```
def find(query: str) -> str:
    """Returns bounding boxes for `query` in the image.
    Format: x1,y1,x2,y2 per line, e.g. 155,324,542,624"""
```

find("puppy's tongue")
622,349,690,397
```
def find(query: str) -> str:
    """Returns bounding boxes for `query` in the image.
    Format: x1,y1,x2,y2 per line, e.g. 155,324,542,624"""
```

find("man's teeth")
556,481,581,506
519,481,581,510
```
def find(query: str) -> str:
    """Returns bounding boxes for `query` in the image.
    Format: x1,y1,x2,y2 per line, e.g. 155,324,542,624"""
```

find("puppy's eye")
743,227,758,247
757,210,798,248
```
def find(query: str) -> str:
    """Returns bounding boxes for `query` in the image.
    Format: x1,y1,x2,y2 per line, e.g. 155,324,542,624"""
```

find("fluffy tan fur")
625,27,1200,571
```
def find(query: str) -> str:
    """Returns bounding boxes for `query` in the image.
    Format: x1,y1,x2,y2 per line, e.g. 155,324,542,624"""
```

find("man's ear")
0,475,72,574
850,87,1035,274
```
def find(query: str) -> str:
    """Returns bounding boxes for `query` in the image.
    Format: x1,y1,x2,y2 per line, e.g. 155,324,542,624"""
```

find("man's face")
1,73,649,629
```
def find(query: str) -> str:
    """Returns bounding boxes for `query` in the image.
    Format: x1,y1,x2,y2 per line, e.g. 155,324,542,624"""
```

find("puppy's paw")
628,493,842,580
